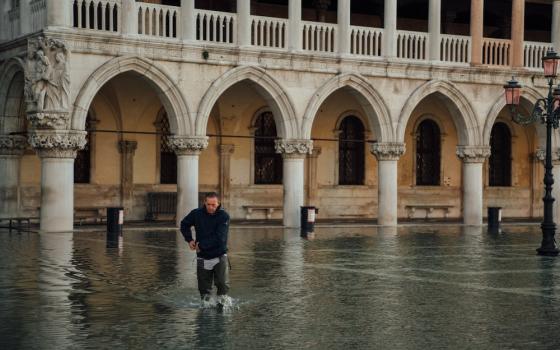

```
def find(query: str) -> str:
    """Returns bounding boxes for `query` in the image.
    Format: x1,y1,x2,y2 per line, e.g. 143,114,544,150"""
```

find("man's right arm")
180,210,196,242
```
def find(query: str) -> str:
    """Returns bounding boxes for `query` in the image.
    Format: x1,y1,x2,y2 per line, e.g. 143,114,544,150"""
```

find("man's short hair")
205,192,220,200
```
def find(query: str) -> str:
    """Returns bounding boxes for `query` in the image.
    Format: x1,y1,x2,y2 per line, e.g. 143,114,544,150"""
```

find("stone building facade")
1,0,560,232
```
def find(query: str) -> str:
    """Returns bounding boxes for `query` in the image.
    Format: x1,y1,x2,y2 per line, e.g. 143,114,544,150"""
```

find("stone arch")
0,57,26,134
196,65,297,139
396,80,481,146
301,73,393,142
71,56,191,135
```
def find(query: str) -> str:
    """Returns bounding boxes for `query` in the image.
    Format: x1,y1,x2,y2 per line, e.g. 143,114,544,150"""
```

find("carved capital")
0,135,28,156
456,146,491,163
275,139,313,158
28,130,87,158
27,111,70,130
219,144,235,155
535,148,560,165
118,140,138,154
167,136,209,155
370,142,405,161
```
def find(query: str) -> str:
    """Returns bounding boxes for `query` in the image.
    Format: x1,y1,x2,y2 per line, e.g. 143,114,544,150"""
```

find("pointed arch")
396,80,481,146
0,57,26,134
301,73,393,142
196,65,297,139
71,56,191,135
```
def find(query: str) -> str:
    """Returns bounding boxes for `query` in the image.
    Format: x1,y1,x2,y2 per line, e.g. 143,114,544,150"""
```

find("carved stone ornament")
0,135,28,156
25,36,71,129
275,139,313,158
456,146,491,163
167,136,209,155
28,130,87,158
535,148,560,164
370,142,406,161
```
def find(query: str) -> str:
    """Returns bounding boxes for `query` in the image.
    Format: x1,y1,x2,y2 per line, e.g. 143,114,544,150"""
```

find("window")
74,114,91,184
158,112,177,184
489,122,511,186
254,111,282,184
338,115,365,185
416,119,441,186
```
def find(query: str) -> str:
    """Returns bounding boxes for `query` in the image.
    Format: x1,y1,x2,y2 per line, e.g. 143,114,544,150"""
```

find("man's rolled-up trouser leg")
214,255,230,296
197,258,214,297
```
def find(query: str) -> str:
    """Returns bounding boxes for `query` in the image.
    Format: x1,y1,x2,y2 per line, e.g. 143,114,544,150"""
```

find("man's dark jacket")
180,206,230,259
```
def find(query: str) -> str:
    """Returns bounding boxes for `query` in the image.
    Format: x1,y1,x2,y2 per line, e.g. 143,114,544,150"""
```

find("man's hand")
188,240,197,250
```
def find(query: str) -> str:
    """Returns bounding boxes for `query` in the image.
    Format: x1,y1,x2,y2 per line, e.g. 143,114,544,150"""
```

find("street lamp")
503,48,560,256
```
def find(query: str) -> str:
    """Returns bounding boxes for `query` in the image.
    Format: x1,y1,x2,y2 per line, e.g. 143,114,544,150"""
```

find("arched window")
416,119,441,186
338,115,365,185
489,122,511,186
254,111,282,184
158,112,177,184
74,114,91,184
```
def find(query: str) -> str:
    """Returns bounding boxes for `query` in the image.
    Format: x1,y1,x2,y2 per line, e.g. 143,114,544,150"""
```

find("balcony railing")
302,21,337,53
137,2,179,38
440,34,470,64
195,9,236,44
30,0,47,33
350,26,383,57
396,30,428,61
72,0,120,32
482,38,511,66
251,16,288,49
524,41,554,69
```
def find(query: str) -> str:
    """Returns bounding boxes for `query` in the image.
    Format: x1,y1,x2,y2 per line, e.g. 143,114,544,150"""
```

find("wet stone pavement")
1,224,560,349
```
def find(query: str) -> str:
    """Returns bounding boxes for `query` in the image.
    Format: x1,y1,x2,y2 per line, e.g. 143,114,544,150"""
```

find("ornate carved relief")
456,146,491,163
535,148,560,164
0,135,27,156
370,142,406,161
275,139,313,158
167,136,209,155
28,130,86,158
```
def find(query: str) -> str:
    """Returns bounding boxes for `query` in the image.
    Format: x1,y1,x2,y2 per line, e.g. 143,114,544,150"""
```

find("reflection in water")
1,225,560,349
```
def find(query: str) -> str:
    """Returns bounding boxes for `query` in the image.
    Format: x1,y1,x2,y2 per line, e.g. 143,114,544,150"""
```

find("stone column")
0,135,27,218
219,144,235,211
456,146,491,225
181,0,196,41
511,0,525,68
289,0,302,51
276,139,313,228
29,130,87,233
168,136,208,227
429,0,441,61
337,0,350,55
237,0,251,47
470,0,484,65
118,140,137,213
46,0,71,28
383,0,397,58
121,0,138,35
306,147,321,205
371,143,405,226
553,0,560,52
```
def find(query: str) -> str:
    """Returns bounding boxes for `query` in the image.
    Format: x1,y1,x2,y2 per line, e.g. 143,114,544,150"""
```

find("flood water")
1,224,560,349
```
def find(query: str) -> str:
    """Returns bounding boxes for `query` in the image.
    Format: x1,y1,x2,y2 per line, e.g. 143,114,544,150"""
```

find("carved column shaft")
219,144,235,211
456,146,491,225
307,146,321,206
118,140,137,212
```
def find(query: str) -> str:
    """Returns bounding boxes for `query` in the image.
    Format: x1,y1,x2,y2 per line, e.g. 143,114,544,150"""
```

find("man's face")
205,197,219,214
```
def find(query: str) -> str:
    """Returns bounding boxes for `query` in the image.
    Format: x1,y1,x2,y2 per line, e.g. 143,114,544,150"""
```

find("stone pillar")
46,0,71,28
306,147,321,205
370,143,405,226
219,144,235,211
429,0,441,61
470,0,484,65
118,140,137,213
0,135,27,218
553,0,560,52
511,0,525,68
121,0,138,35
29,130,87,233
289,0,302,51
168,136,208,227
337,0,350,55
383,0,397,59
456,146,491,225
181,0,196,41
237,0,251,47
276,139,313,228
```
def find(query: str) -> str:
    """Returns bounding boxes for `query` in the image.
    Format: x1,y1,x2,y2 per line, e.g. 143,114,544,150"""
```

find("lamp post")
504,49,560,256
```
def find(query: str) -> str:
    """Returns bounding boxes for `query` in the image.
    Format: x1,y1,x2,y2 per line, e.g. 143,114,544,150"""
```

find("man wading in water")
180,192,230,308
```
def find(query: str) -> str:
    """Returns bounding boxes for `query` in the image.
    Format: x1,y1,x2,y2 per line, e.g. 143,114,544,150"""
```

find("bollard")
487,207,502,232
300,206,318,237
107,207,124,246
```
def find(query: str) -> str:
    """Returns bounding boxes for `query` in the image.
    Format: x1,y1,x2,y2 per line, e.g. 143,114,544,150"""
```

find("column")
371,143,405,226
552,0,560,52
237,0,251,47
29,130,87,233
168,136,208,227
470,0,484,65
118,140,137,213
306,147,321,205
219,144,234,211
0,135,27,218
121,0,138,35
511,0,525,68
429,0,441,61
181,0,196,41
456,146,490,225
383,0,397,58
276,139,313,228
46,0,71,28
289,0,302,51
338,0,350,55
